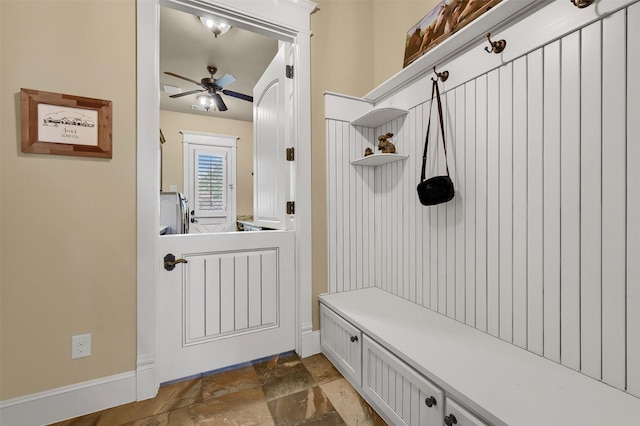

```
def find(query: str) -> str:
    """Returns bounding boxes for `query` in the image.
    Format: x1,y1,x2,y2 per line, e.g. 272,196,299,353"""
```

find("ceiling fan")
164,65,253,112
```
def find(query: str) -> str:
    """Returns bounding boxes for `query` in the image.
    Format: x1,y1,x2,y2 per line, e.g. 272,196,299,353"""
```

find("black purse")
417,78,454,206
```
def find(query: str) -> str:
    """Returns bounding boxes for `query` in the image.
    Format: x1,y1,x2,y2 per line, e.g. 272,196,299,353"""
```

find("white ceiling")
159,7,279,122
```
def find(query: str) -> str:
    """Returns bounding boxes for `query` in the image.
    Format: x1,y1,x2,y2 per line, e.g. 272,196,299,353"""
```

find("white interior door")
253,45,291,230
158,230,295,383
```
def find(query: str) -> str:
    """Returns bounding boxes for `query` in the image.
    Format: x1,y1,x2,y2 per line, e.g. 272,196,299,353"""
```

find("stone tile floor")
52,353,387,425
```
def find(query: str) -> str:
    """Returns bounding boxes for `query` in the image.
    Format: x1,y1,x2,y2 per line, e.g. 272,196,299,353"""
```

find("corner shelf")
351,153,408,167
351,107,408,128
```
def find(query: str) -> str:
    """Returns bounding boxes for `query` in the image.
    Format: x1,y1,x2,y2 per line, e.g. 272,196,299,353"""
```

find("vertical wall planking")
601,9,627,389
475,74,488,332
560,30,581,371
327,120,336,293
334,121,344,293
486,69,500,337
445,90,457,318
498,62,513,342
455,85,467,323
353,125,361,289
579,19,603,380
342,122,351,291
409,108,417,304
627,1,640,398
465,80,477,327
512,55,528,349
542,40,561,363
527,48,544,356
429,96,439,311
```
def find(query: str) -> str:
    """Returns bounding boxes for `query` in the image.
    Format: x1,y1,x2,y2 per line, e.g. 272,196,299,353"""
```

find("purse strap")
420,78,450,181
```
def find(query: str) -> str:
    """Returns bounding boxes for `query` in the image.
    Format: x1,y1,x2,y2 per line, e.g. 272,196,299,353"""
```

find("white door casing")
253,45,291,230
137,0,315,400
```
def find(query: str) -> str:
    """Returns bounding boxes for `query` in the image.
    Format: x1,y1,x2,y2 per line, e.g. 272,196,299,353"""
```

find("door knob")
164,253,187,271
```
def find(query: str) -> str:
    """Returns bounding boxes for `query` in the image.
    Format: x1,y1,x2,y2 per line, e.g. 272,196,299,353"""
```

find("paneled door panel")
158,231,295,383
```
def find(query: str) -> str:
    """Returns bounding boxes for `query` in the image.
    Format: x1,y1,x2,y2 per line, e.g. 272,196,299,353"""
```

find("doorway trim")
136,0,315,400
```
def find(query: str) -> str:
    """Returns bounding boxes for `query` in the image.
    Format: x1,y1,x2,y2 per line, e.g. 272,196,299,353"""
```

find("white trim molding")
0,371,136,426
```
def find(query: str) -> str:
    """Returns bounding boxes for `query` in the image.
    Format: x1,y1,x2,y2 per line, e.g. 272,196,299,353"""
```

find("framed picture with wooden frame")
20,88,112,158
403,0,503,68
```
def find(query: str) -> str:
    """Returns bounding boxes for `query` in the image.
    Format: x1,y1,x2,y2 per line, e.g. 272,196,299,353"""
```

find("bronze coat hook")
484,33,506,54
433,66,449,82
571,0,595,8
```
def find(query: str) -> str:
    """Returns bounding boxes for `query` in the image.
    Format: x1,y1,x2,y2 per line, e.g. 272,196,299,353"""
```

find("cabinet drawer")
363,336,443,425
444,398,488,426
320,304,362,386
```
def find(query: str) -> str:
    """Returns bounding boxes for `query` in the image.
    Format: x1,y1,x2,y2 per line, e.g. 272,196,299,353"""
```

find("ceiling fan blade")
213,93,228,112
215,73,236,88
164,71,203,87
222,90,253,102
169,89,205,98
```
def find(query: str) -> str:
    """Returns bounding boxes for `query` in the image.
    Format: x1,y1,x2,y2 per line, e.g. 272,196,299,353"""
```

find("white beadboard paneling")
445,91,456,318
601,9,627,390
464,80,477,327
580,19,603,380
527,48,544,356
560,30,581,371
628,0,640,398
542,40,561,363
499,62,513,342
327,120,337,294
475,74,488,333
512,55,528,349
455,85,466,323
486,69,500,337
324,1,639,397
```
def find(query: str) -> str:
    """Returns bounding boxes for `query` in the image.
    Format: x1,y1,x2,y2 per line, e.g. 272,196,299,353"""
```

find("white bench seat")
319,288,640,425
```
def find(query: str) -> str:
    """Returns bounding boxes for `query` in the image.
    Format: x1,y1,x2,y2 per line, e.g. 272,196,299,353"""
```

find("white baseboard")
301,329,321,358
0,371,136,426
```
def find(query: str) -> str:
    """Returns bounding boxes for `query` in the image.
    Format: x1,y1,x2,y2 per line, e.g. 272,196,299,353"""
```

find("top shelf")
351,107,409,128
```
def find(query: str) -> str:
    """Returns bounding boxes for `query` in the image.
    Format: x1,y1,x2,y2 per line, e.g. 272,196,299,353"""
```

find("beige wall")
309,0,439,329
160,110,254,217
0,0,136,399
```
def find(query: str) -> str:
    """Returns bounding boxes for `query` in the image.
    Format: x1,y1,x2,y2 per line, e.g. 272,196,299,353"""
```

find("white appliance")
160,192,189,234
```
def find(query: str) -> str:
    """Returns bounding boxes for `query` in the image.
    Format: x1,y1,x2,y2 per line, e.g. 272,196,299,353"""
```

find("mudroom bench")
319,288,640,425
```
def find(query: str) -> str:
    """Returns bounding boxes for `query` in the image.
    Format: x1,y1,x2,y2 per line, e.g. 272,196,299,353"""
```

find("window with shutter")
194,149,227,218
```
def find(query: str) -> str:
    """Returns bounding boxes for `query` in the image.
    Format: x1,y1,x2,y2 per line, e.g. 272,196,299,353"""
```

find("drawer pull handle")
424,396,437,407
350,335,358,343
444,414,458,426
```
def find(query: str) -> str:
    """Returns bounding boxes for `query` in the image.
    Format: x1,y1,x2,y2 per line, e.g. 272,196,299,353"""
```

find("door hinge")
286,201,295,215
286,147,295,161
286,65,294,79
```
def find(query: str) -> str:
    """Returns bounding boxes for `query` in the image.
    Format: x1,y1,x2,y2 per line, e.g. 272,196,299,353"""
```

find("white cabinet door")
363,336,443,425
320,304,362,386
444,398,488,426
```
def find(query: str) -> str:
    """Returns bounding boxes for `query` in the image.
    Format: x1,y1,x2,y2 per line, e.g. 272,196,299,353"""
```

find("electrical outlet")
72,334,92,359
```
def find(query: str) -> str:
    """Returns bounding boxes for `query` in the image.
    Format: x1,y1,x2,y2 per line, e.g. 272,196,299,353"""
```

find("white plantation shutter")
194,149,227,218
